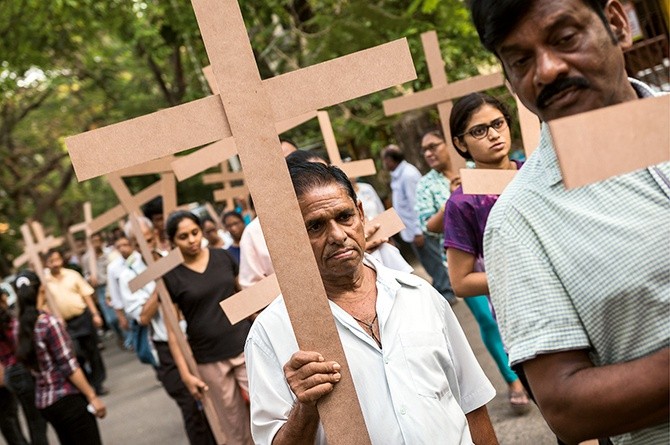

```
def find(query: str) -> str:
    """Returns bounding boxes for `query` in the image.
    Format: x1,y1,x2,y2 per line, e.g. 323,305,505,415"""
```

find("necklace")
351,312,381,348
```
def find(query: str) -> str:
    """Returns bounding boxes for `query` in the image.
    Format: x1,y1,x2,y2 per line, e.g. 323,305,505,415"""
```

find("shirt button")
383,357,389,364
399,406,407,415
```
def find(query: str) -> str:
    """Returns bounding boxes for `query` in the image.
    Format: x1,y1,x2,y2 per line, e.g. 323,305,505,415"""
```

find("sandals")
509,389,531,415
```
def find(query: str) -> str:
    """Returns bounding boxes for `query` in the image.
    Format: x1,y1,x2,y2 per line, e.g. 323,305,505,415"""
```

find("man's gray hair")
124,216,154,239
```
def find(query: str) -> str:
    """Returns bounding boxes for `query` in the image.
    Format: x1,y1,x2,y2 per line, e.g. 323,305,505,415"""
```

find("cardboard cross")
65,1,416,441
16,223,62,320
67,202,98,283
202,166,248,209
549,94,669,188
103,174,184,294
123,212,226,444
382,31,541,195
317,110,377,178
13,221,64,269
115,156,180,221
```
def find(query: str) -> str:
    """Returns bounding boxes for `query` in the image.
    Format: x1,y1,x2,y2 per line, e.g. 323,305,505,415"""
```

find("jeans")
95,285,123,339
411,234,456,303
41,394,101,445
4,363,48,445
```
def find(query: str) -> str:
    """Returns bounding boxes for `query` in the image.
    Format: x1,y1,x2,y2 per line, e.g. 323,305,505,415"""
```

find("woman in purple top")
444,92,529,413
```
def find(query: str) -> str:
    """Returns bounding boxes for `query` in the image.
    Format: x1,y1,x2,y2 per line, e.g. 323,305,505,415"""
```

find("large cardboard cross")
16,223,63,320
382,31,541,195
65,1,416,441
549,94,669,188
317,110,377,178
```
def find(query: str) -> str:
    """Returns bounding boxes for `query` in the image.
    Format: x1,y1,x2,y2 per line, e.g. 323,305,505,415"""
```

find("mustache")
536,77,590,109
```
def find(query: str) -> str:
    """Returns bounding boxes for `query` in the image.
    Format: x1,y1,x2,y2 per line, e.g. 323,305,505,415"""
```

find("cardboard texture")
125,213,227,444
383,71,505,115
68,202,98,283
18,224,62,321
220,274,281,325
213,185,249,204
65,0,417,441
66,39,415,182
204,202,225,232
365,208,405,243
13,222,64,269
515,94,541,157
161,172,178,218
128,247,184,293
202,171,246,184
317,110,377,178
170,111,317,182
171,139,238,181
460,168,519,195
550,95,670,189
220,208,405,325
191,0,414,440
118,155,175,177
89,179,164,233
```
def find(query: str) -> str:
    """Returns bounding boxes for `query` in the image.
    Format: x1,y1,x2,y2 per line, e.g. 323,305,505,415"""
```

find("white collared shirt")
245,255,495,444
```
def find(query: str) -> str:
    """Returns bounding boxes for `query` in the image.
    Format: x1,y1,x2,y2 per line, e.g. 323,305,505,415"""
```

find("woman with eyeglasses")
443,92,530,414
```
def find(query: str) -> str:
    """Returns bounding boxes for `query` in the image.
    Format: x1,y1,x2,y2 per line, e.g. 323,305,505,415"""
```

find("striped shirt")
483,79,669,445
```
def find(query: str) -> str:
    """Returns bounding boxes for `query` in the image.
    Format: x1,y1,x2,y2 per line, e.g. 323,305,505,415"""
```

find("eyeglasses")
421,141,444,153
459,117,507,140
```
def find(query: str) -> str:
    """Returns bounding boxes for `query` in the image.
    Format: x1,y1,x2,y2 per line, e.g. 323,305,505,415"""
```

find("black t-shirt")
163,248,251,363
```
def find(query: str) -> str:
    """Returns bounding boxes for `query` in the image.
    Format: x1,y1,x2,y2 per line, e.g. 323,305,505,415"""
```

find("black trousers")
0,387,28,445
40,394,101,445
4,363,48,445
67,310,107,392
154,341,216,445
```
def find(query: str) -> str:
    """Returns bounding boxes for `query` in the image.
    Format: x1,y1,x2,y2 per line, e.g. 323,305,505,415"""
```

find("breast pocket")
399,331,455,401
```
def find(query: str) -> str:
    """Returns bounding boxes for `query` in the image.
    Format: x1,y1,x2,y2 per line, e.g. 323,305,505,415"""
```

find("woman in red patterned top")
15,270,106,444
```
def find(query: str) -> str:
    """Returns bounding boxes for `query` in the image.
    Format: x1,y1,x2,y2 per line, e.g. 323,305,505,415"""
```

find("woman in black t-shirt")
163,211,253,445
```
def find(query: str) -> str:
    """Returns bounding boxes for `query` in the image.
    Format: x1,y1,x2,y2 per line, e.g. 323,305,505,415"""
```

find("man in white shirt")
245,162,497,444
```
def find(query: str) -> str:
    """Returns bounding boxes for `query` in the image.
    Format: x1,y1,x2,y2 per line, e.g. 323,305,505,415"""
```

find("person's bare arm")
465,405,498,445
446,248,489,297
425,204,445,233
523,348,669,444
165,305,208,400
272,351,341,445
68,367,106,418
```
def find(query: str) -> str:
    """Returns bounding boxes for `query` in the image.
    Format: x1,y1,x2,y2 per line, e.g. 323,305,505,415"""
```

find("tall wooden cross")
13,221,64,270
316,110,377,178
68,202,98,283
65,2,416,441
16,223,63,320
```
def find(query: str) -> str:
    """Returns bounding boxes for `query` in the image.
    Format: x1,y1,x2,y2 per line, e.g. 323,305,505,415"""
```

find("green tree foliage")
0,0,494,274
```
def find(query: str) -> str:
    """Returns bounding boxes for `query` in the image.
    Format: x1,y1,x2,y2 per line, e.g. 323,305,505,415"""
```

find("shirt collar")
539,78,658,187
